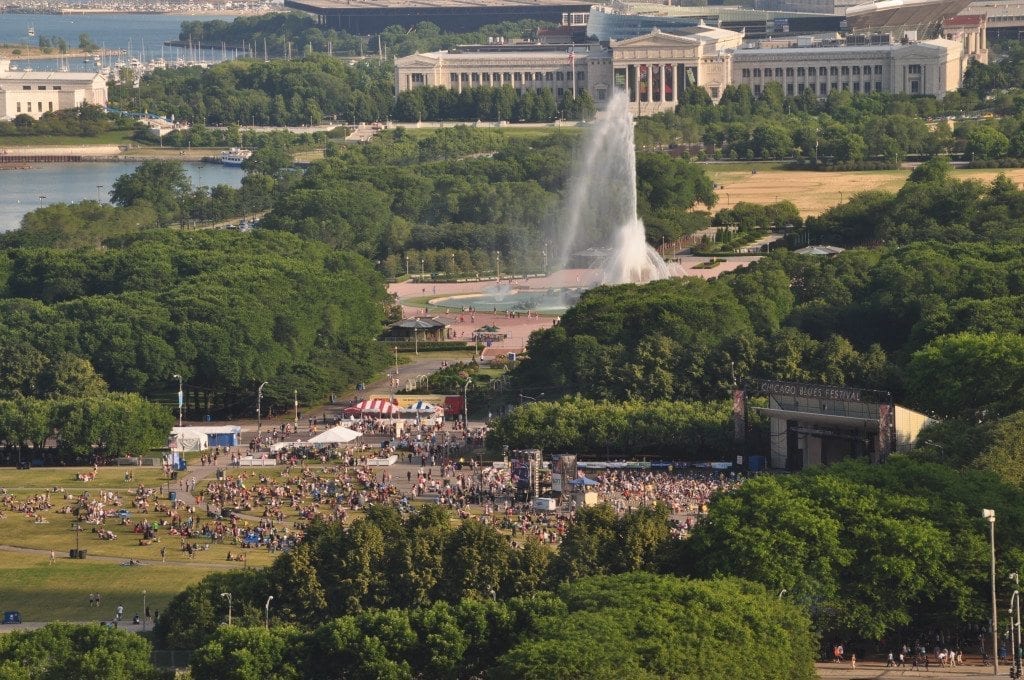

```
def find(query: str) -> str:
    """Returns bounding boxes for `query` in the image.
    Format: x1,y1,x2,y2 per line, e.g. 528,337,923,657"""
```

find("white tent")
308,426,361,445
169,429,208,452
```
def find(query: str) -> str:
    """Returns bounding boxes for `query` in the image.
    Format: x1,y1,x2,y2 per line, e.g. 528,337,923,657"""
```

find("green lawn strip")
392,126,584,141
0,551,209,622
0,130,136,147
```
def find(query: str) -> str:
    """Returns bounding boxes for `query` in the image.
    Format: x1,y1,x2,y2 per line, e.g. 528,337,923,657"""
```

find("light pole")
405,254,409,277
257,381,268,433
393,346,399,391
1012,573,1022,679
984,508,999,675
173,374,183,427
96,185,104,203
221,592,232,626
495,251,501,280
293,390,298,430
463,378,472,428
142,590,147,631
265,595,273,630
420,258,424,280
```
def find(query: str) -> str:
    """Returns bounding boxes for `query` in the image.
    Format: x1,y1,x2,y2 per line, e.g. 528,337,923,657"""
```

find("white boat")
27,25,35,38
220,148,252,167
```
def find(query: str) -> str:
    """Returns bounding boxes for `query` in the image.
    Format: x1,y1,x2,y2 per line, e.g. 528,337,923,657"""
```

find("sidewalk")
817,659,998,678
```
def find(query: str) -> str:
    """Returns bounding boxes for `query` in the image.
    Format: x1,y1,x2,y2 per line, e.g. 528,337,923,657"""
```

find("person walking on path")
49,550,55,565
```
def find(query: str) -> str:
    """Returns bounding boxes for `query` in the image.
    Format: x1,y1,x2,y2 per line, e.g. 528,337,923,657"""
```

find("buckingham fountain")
433,91,672,314
558,90,672,285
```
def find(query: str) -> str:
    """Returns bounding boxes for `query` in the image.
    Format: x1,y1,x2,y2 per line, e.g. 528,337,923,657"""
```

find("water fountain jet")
556,90,671,285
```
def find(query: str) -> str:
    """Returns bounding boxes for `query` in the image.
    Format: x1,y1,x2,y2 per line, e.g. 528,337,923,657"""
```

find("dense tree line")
636,85,964,164
515,271,888,403
394,85,595,123
678,458,1024,642
179,14,550,59
486,397,739,459
0,393,171,464
119,56,394,126
0,623,160,679
181,574,814,680
156,502,816,678
0,229,390,418
0,105,129,138
808,157,1024,246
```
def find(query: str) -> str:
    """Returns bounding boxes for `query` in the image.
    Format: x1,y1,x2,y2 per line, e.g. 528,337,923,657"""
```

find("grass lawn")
0,130,136,147
0,550,210,623
1,464,277,569
703,164,1024,217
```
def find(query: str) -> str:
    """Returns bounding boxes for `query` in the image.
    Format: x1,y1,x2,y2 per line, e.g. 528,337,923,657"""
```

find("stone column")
658,63,665,103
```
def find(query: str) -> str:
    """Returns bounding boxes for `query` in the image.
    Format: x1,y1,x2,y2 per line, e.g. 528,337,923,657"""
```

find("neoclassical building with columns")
393,24,977,114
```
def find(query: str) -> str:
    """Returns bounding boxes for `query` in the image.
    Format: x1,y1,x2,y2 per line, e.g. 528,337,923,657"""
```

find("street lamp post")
257,381,268,433
984,508,999,675
420,258,424,280
293,390,299,430
221,592,232,626
172,374,183,427
1012,573,1022,679
495,251,501,281
265,595,273,630
405,254,409,277
142,590,147,631
463,378,472,429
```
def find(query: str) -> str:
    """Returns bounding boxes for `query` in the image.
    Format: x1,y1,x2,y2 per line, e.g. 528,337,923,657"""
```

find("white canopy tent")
308,426,361,445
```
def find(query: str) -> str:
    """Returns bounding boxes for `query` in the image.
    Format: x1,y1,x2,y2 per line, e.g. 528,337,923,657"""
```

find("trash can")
69,549,78,559
169,491,177,502
77,549,86,559
179,461,187,471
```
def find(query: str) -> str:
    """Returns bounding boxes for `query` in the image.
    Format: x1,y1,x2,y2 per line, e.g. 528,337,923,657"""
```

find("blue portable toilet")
748,455,766,472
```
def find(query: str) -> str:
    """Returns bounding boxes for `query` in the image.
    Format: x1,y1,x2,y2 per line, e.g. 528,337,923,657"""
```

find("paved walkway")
816,660,997,678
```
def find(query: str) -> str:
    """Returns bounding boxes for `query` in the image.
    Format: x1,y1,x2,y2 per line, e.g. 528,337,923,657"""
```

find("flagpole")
570,48,576,100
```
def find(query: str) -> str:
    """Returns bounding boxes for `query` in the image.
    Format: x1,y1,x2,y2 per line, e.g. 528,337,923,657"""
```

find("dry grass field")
706,165,1024,216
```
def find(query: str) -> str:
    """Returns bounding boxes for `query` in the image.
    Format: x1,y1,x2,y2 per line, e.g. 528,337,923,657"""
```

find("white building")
395,24,970,115
730,36,965,99
393,44,614,106
0,60,107,121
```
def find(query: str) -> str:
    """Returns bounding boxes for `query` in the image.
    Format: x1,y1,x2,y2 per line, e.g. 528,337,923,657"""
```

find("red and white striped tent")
344,398,398,417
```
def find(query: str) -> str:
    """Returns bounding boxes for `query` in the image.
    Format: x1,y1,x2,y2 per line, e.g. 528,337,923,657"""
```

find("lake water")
0,161,244,232
1,12,235,71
